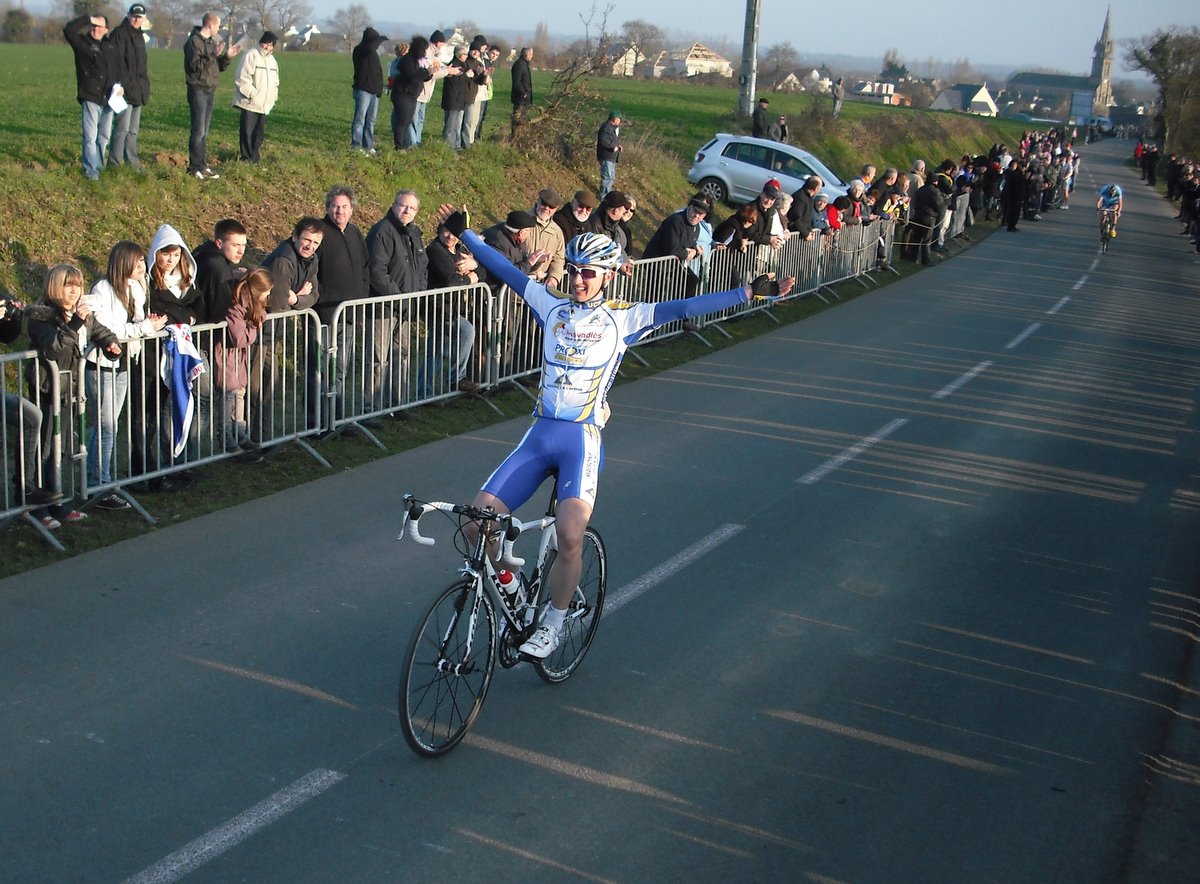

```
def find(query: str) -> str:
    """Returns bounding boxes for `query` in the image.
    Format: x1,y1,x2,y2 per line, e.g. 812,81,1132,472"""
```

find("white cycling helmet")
565,232,623,270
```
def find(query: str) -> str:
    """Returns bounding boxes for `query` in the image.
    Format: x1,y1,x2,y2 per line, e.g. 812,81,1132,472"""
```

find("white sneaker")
519,624,561,659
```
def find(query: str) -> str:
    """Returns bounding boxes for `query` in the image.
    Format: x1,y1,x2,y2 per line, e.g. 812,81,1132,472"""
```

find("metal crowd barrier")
3,223,899,545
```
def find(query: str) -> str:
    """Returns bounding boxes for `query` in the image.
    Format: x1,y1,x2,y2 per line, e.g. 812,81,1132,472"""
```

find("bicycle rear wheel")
535,527,607,684
400,578,497,757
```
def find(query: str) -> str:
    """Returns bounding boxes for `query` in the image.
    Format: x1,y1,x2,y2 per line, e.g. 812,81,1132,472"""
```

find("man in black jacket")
63,12,118,181
787,176,822,240
350,27,388,154
192,217,249,323
511,47,533,126
597,111,622,198
553,190,597,243
315,186,368,421
366,190,429,411
183,12,241,179
107,4,150,170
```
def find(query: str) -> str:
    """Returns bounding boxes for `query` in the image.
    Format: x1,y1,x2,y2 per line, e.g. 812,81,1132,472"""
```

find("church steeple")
1090,8,1114,115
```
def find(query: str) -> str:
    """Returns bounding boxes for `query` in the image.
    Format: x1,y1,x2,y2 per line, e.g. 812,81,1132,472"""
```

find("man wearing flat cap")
589,190,633,257
553,189,596,244
528,188,566,290
108,3,151,170
232,31,279,163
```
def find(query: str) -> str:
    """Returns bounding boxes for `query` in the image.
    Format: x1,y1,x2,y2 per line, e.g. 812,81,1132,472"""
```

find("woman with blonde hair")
24,264,121,527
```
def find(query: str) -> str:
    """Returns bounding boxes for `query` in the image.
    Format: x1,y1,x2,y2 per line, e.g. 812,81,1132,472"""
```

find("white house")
931,83,998,116
608,43,644,77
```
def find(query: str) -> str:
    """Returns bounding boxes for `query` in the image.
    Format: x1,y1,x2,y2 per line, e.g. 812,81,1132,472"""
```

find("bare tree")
620,18,663,63
532,20,551,58
152,0,195,48
326,2,370,52
1125,28,1200,151
244,0,311,41
760,41,798,88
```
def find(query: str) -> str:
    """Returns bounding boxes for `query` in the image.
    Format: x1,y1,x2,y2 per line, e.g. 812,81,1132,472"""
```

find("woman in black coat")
391,37,431,150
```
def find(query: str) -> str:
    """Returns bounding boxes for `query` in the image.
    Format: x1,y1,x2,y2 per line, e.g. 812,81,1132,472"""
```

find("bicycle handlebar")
400,494,529,565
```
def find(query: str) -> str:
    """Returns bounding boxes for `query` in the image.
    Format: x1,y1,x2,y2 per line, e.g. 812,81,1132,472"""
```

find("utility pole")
737,0,761,117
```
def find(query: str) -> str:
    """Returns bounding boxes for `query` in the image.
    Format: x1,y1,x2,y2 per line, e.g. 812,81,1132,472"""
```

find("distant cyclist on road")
1096,183,1123,238
439,205,792,659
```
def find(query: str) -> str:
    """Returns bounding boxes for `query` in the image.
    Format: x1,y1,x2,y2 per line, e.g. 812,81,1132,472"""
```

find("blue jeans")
109,103,142,167
599,160,617,198
443,109,465,150
187,86,215,173
86,367,129,487
418,318,475,398
351,89,378,149
408,100,428,146
81,100,114,179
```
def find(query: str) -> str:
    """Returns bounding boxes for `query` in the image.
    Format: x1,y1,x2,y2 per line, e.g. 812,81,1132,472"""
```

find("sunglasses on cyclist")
566,264,603,280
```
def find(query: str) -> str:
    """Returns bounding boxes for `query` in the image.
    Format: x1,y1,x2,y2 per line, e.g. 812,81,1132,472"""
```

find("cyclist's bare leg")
548,497,592,611
465,490,510,560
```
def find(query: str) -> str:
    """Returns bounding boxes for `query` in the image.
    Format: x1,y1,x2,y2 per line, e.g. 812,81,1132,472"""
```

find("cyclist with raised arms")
1096,183,1123,238
439,204,792,658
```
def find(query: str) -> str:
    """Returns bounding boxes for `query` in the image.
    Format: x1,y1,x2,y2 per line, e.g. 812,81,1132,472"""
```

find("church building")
1006,9,1114,117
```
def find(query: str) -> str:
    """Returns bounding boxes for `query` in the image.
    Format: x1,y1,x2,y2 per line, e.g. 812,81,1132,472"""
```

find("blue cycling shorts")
483,418,604,511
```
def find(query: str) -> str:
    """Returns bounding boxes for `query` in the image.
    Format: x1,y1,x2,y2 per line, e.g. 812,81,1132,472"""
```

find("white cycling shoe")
519,624,562,659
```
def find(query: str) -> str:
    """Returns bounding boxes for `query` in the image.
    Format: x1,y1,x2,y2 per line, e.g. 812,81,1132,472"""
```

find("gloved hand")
749,274,781,298
441,207,470,238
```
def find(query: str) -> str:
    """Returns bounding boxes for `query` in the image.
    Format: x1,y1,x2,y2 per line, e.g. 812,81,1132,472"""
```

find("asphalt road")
3,138,1199,884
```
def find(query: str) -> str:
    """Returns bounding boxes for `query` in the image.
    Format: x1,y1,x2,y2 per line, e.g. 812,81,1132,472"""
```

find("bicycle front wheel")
536,527,608,684
400,578,497,757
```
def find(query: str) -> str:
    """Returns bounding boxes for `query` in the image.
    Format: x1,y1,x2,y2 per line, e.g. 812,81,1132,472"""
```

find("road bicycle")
398,483,607,757
1099,208,1117,254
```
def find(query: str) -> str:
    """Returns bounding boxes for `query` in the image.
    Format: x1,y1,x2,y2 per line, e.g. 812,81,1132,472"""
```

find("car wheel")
698,177,728,204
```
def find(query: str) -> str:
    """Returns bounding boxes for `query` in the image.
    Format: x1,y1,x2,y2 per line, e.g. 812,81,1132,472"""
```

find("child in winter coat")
212,268,271,450
24,264,121,528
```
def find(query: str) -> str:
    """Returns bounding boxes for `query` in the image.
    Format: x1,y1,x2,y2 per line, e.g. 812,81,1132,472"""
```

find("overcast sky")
323,0,1192,76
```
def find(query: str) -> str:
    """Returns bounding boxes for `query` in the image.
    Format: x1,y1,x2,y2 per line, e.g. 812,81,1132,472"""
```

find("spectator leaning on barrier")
63,12,119,181
316,186,369,424
232,31,279,164
366,190,428,410
81,240,166,509
597,110,622,199
26,264,121,528
643,194,710,265
107,4,150,171
744,179,786,249
350,27,388,154
193,218,249,324
787,176,822,241
183,12,242,180
528,188,566,290
0,298,60,508
589,191,633,259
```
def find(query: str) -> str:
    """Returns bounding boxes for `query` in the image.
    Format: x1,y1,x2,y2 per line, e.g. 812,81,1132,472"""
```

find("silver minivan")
686,133,848,205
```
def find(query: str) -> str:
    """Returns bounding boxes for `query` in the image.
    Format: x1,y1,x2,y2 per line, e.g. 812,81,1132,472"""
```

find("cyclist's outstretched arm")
642,276,796,335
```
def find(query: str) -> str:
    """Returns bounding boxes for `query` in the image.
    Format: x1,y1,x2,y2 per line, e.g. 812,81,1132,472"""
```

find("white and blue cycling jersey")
462,230,748,429
1098,185,1122,209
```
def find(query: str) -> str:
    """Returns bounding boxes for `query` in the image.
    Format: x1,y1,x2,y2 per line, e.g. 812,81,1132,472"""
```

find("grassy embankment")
0,44,1027,573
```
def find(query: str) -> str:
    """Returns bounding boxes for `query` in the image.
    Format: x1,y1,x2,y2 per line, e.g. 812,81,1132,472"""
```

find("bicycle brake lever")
401,503,436,545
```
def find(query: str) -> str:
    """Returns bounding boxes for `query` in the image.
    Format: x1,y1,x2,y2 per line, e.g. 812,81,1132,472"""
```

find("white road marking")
1089,258,1099,272
1005,322,1042,350
1072,276,1088,290
124,769,346,884
933,360,992,400
797,419,909,486
605,524,746,615
1047,296,1071,315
